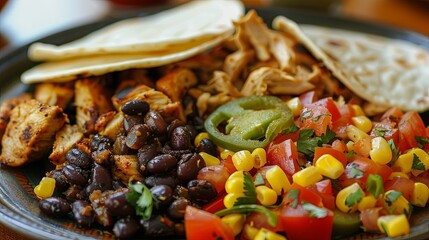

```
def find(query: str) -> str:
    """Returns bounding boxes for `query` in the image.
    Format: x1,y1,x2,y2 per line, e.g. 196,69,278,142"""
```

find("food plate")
0,6,428,240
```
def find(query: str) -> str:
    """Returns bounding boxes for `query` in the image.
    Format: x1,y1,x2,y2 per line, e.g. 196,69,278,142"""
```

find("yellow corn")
357,195,377,211
194,132,209,147
292,166,323,187
224,193,244,209
351,104,365,116
225,172,245,194
232,150,254,171
388,172,410,180
352,116,373,133
266,166,291,195
346,141,355,152
336,183,363,213
254,228,287,240
409,148,429,176
34,177,56,199
243,224,259,240
377,215,410,238
384,190,411,217
411,182,429,207
369,137,392,165
252,148,267,169
346,125,369,142
220,149,235,160
315,154,345,179
256,186,278,206
286,97,302,117
393,152,413,173
199,152,221,166
221,213,246,236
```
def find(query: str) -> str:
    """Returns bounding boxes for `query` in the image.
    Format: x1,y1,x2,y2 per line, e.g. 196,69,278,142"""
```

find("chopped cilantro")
253,173,265,186
215,204,277,227
301,110,312,120
302,202,328,218
366,174,384,197
387,139,399,163
345,150,356,158
234,172,257,206
282,124,299,134
345,188,364,208
297,127,336,157
374,128,387,137
347,163,364,179
380,222,389,234
385,191,402,206
412,153,425,170
126,182,153,220
416,136,429,149
285,189,300,208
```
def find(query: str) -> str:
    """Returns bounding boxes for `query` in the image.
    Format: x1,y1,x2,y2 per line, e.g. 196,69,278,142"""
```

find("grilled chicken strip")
0,93,32,142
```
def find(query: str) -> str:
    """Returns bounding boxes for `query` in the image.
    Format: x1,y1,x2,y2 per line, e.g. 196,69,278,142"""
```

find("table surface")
0,0,428,239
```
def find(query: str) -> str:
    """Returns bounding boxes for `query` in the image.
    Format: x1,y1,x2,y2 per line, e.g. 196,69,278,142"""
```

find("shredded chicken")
34,82,74,109
156,67,197,102
223,50,255,82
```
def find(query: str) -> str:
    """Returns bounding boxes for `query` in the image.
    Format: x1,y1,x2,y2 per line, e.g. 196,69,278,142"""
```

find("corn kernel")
292,166,323,187
336,183,363,213
199,152,221,166
388,172,410,180
377,215,410,238
221,214,246,236
232,150,254,171
370,137,392,165
346,125,369,142
252,148,267,168
220,149,235,160
34,177,56,199
315,154,344,179
224,193,244,209
194,132,209,147
225,176,245,194
351,104,365,116
384,190,411,217
346,141,355,152
393,152,413,173
352,116,372,133
286,97,302,117
256,186,278,206
357,195,377,211
243,224,259,240
254,228,287,240
408,148,429,176
266,166,291,195
411,182,429,207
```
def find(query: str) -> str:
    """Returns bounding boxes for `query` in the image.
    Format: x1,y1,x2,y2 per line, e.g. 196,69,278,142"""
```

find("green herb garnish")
234,172,257,206
215,204,277,227
126,182,153,220
366,174,384,197
285,189,300,208
412,153,425,170
297,127,336,157
302,202,328,218
416,136,429,149
345,188,364,208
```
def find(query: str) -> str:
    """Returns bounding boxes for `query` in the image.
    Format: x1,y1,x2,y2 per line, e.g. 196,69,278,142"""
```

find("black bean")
177,153,205,182
170,126,192,150
187,180,217,204
196,138,218,157
90,134,112,151
50,170,69,192
92,142,112,165
113,135,131,155
72,200,95,228
137,144,159,175
160,144,192,160
105,191,135,217
140,215,175,237
151,185,174,210
121,100,150,116
62,164,89,186
167,198,189,220
145,111,167,136
124,115,144,133
185,125,197,141
66,148,92,169
173,185,189,200
126,124,150,150
39,197,70,217
113,218,141,239
86,164,113,194
145,175,178,189
147,154,177,174
63,185,86,201
167,119,185,137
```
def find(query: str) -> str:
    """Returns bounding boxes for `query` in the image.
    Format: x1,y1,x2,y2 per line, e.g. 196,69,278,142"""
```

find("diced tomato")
331,139,348,154
313,97,341,122
381,107,403,124
285,183,323,207
197,165,230,193
372,163,393,182
398,111,427,153
266,139,300,182
221,155,236,174
370,121,399,146
384,177,415,201
315,179,333,195
411,170,429,188
272,129,301,144
185,206,234,240
360,207,383,232
299,104,332,136
332,104,355,139
352,136,371,158
202,192,226,214
299,91,317,105
306,180,335,210
313,147,347,167
244,211,284,233
339,156,376,189
280,204,333,240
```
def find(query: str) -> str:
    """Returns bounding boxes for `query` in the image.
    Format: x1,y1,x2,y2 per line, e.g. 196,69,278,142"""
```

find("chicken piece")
34,82,74,109
223,50,255,82
112,85,184,122
240,67,315,97
112,155,143,184
0,99,67,167
75,77,115,135
95,111,117,133
0,93,32,141
199,71,242,97
49,124,84,165
115,68,155,92
196,92,232,117
99,112,124,142
269,31,296,72
156,67,197,102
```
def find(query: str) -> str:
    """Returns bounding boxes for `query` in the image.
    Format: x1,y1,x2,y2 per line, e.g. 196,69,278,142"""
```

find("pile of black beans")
39,98,219,239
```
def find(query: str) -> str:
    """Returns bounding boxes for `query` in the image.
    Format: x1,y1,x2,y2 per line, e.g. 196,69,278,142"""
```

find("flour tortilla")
28,0,244,61
22,33,228,83
273,16,429,112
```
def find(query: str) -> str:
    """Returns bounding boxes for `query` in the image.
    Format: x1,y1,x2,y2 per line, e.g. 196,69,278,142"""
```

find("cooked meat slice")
199,71,242,97
223,50,255,82
95,111,117,133
115,68,155,91
156,67,197,102
49,124,84,165
34,82,74,109
269,31,296,72
99,112,124,142
0,93,32,141
75,77,115,135
196,92,232,117
112,155,143,184
0,99,67,167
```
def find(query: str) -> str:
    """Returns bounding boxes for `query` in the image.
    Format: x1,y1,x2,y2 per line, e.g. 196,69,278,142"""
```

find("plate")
0,6,428,240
